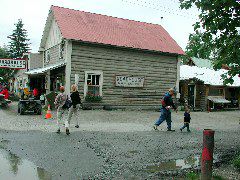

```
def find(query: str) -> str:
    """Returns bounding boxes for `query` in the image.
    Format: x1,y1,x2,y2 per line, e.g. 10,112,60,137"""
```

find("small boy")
180,107,191,132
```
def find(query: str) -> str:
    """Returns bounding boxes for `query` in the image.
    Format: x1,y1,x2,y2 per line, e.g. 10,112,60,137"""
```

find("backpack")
62,95,72,109
161,96,166,107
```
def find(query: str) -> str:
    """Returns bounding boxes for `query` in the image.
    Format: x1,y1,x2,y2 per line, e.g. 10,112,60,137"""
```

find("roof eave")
69,39,184,56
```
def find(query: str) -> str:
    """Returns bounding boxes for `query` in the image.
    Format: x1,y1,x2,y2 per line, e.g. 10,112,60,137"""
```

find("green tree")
8,19,30,58
185,31,213,59
0,45,10,58
0,46,13,82
180,0,240,84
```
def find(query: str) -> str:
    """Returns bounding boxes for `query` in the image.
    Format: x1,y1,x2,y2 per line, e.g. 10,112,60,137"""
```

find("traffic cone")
45,105,52,119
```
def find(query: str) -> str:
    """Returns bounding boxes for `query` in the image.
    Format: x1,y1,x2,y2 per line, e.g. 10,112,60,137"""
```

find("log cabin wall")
71,42,178,109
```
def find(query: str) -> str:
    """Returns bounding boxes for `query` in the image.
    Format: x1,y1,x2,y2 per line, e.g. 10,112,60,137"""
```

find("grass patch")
213,175,225,180
186,172,199,180
232,154,240,170
186,172,225,180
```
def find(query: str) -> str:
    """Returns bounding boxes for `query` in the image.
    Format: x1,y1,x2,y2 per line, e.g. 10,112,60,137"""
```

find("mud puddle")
0,140,52,180
145,155,201,173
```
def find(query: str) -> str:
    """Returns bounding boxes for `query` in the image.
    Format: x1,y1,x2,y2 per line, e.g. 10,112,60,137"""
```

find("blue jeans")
180,123,190,131
155,108,172,130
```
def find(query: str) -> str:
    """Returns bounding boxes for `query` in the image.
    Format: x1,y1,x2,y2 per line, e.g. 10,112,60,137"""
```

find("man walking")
153,88,177,131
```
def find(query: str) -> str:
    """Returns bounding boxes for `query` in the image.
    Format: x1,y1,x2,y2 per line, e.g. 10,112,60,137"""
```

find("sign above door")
0,59,26,69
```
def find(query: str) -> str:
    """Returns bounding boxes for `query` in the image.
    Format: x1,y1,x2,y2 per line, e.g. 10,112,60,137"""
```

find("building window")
59,40,65,59
45,50,50,63
84,71,103,97
209,88,224,96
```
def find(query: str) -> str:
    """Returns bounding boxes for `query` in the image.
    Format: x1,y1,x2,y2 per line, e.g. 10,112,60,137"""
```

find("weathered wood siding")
180,80,208,111
196,83,207,110
29,53,43,70
71,42,178,107
44,44,65,66
45,19,62,50
47,45,58,66
43,18,65,67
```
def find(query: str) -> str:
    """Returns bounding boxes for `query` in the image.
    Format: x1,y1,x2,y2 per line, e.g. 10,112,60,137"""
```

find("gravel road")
0,102,239,179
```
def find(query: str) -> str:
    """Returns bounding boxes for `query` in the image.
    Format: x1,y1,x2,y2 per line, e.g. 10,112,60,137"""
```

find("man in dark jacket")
153,88,177,131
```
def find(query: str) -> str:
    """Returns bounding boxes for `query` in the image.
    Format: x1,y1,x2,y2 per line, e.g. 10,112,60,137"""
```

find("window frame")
59,40,65,59
84,71,103,97
45,50,50,64
209,87,224,97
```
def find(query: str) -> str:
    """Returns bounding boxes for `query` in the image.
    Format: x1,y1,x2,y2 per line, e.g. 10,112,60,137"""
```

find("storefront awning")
207,96,231,104
25,62,66,75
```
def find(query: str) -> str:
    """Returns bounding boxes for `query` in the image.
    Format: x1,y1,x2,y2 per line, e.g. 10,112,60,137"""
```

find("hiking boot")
75,125,79,128
56,129,60,134
153,125,158,131
66,128,70,135
167,129,175,132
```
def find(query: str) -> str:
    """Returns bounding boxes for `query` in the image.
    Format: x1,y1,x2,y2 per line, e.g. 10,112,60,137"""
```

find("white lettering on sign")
116,76,145,87
0,59,26,69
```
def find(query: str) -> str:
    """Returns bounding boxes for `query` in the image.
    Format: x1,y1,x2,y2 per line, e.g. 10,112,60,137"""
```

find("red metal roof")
52,6,185,55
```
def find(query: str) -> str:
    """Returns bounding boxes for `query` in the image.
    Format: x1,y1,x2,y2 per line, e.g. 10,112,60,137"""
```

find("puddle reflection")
0,147,52,180
145,155,200,173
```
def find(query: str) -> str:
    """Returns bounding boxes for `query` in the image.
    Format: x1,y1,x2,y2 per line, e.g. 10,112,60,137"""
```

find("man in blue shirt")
153,88,177,131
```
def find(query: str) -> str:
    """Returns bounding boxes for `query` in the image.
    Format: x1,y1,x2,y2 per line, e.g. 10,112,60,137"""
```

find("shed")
180,65,240,111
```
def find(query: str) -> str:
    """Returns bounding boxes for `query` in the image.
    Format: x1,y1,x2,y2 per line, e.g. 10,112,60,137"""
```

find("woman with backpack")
66,84,82,130
54,86,69,135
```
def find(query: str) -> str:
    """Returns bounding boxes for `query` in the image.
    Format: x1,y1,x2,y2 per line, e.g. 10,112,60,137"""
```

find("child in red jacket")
0,86,9,99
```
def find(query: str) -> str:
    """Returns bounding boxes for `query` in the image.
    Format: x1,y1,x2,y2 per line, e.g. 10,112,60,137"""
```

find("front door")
188,85,195,108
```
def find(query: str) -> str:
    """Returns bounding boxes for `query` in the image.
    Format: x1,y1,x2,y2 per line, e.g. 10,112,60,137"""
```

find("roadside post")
201,129,215,180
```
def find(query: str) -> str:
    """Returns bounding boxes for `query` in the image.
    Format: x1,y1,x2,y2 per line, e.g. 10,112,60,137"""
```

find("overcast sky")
0,0,199,53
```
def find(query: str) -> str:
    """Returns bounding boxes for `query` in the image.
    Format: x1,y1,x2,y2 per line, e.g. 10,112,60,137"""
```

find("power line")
121,0,199,21
128,0,198,19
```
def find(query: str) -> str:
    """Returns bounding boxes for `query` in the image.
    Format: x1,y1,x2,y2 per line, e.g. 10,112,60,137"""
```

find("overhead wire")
128,0,198,19
121,0,199,21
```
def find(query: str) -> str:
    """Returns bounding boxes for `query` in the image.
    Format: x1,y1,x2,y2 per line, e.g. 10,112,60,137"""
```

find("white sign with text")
115,76,145,87
0,59,26,69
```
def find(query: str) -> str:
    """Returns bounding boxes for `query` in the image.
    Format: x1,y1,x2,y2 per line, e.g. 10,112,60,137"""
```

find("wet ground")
0,102,239,179
0,145,51,180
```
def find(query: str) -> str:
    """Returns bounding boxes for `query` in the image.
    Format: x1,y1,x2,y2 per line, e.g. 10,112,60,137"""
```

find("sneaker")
180,128,182,132
66,128,70,135
167,129,175,132
75,125,79,128
56,129,60,134
187,130,191,132
153,125,158,131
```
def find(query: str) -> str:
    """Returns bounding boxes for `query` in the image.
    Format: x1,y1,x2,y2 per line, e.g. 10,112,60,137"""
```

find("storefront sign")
0,59,26,69
115,76,145,87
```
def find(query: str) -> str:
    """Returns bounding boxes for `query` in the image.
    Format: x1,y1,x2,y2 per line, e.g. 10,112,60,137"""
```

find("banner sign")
115,76,145,87
0,59,26,69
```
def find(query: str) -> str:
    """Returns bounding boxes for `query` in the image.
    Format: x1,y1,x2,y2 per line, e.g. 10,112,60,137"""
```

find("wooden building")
26,6,184,109
12,53,43,96
180,65,240,111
